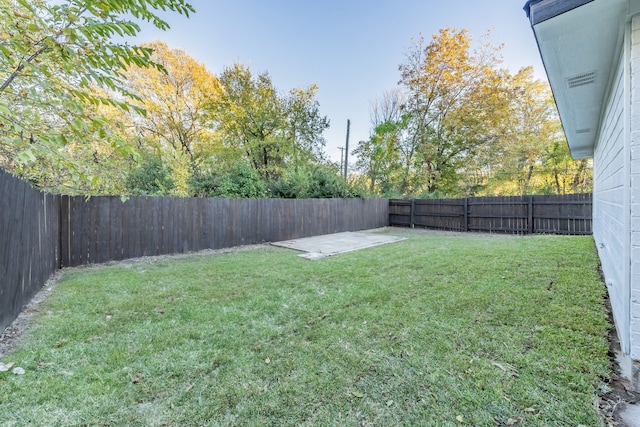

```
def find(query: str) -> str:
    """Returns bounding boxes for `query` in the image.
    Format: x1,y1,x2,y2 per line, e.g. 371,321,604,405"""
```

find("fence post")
528,195,534,234
410,199,415,228
464,198,469,232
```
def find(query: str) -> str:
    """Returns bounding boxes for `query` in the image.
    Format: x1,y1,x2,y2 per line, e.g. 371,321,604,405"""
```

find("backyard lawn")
0,229,610,426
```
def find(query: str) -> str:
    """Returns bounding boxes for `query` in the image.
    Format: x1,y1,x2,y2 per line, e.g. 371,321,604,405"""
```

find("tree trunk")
572,160,587,191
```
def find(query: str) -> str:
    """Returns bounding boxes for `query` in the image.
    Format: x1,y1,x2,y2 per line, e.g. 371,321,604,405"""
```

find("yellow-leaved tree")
481,67,592,195
397,28,510,195
125,41,223,194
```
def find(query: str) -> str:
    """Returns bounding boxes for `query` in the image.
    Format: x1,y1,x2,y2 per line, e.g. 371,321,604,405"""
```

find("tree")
0,0,194,186
126,154,175,196
284,85,330,170
493,67,556,194
214,64,286,177
213,63,329,178
398,28,509,194
481,67,592,196
354,30,589,198
125,41,222,164
9,85,139,194
353,89,406,194
269,163,358,198
188,161,267,198
353,120,402,194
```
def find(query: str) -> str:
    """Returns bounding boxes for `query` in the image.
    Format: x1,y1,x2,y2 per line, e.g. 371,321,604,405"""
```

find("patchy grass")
0,230,610,426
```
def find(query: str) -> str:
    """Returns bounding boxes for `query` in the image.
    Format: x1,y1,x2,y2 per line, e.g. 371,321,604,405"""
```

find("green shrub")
189,162,268,198
125,156,175,196
269,164,359,198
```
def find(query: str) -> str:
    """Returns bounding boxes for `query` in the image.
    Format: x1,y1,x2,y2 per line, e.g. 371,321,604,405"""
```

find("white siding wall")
630,14,640,359
593,42,629,354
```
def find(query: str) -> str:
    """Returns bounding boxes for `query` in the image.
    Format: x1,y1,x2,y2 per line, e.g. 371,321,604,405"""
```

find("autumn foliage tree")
398,28,509,194
213,63,329,178
355,28,592,197
0,0,194,190
482,67,591,195
123,41,223,194
126,41,222,163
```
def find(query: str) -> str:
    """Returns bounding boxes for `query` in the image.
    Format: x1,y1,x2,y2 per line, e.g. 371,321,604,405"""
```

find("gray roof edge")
524,0,595,25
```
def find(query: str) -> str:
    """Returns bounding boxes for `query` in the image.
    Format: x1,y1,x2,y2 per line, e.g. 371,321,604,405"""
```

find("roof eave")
525,0,628,159
524,0,594,24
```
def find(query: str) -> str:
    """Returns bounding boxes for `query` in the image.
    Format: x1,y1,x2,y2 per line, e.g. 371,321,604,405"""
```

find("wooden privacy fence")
1,164,594,332
0,169,60,332
1,168,389,331
389,193,592,235
59,196,389,267
1,172,388,330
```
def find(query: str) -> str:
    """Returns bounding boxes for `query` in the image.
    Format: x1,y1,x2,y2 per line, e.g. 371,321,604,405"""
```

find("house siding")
630,13,640,360
593,41,629,354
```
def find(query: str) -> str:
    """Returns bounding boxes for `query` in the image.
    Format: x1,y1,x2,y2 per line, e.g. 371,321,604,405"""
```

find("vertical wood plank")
528,195,534,234
464,198,469,232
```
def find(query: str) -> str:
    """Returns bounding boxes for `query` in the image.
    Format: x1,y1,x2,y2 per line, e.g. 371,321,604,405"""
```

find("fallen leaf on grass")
265,357,271,364
131,373,144,384
0,362,14,372
507,417,521,425
37,362,54,367
524,407,536,413
491,361,519,377
12,367,25,375
456,415,464,423
185,384,193,392
53,339,69,348
386,400,394,406
352,390,364,398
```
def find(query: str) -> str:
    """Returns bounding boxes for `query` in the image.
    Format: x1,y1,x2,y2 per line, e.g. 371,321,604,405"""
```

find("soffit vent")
567,71,597,88
575,128,592,134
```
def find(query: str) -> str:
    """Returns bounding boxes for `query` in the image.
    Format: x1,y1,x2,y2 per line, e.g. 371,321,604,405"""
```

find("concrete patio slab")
271,230,406,260
619,403,640,427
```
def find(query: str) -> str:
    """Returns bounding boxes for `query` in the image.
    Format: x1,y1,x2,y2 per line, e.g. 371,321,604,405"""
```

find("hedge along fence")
1,168,389,330
59,196,389,267
389,193,592,235
0,169,60,332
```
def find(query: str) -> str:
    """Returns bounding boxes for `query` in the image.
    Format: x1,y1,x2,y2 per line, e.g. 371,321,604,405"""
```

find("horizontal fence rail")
389,193,592,235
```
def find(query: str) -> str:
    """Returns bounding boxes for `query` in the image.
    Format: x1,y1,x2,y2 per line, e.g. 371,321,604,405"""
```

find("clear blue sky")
136,0,545,164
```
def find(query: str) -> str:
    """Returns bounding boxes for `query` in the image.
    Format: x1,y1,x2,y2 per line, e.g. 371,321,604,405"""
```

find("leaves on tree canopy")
354,28,591,197
0,0,194,186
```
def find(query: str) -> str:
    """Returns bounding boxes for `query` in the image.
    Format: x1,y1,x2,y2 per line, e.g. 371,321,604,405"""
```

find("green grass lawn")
0,230,611,426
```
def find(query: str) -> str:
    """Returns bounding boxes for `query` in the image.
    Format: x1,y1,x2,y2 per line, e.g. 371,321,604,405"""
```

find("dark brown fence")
389,193,592,235
1,166,389,330
2,164,593,333
59,196,389,267
0,170,60,331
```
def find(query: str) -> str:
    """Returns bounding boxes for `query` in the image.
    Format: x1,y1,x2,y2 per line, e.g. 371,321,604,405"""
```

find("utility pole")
343,119,350,179
338,147,344,175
